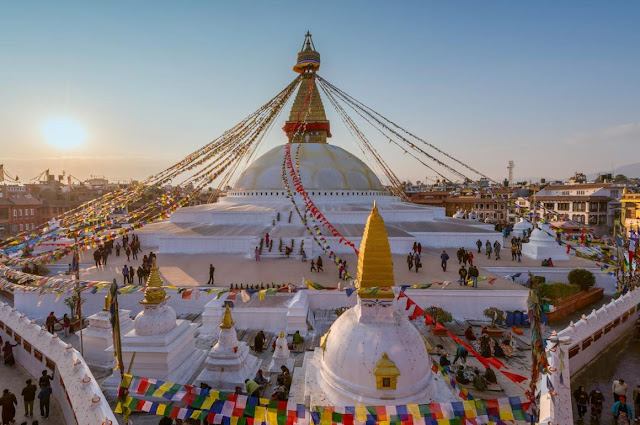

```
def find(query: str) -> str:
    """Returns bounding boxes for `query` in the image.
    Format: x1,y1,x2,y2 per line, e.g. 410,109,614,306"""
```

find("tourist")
457,248,465,265
476,239,482,253
254,370,269,389
468,265,479,288
516,248,522,262
245,379,261,397
125,246,131,261
254,331,265,353
452,344,468,365
137,266,144,284
614,379,629,402
310,260,316,272
102,248,109,266
612,396,633,424
3,340,19,365
45,312,59,334
37,384,52,419
485,366,497,385
62,314,71,338
440,251,449,272
417,243,422,255
292,330,304,352
254,247,260,261
316,256,323,272
511,244,517,261
464,326,476,341
122,265,129,285
458,265,467,286
265,233,270,246
414,255,421,273
406,253,413,271
38,370,54,389
589,386,605,421
0,389,17,425
463,250,470,266
115,242,121,256
547,258,554,267
573,386,589,420
128,265,135,284
93,249,101,267
207,264,215,285
467,251,474,267
412,241,417,253
21,379,37,417
493,241,501,260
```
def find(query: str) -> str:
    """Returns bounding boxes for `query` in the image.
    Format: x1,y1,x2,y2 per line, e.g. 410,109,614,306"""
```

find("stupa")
297,202,460,406
137,33,500,256
521,227,569,261
194,306,260,391
268,331,295,373
103,259,206,395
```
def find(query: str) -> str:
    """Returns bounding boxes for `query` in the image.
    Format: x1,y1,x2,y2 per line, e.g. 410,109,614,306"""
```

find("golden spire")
283,32,331,144
140,258,169,305
279,330,285,338
219,306,235,330
357,201,395,298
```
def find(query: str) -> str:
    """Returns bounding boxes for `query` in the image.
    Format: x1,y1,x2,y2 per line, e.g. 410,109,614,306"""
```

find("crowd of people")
0,368,54,424
573,379,639,423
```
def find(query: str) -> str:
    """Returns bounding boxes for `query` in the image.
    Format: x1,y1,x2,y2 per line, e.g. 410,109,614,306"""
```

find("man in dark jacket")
38,385,52,419
21,379,37,417
39,370,54,389
440,251,449,272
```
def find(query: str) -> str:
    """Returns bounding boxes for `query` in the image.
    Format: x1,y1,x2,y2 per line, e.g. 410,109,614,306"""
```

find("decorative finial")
140,257,169,305
220,306,234,330
279,330,285,338
356,202,395,298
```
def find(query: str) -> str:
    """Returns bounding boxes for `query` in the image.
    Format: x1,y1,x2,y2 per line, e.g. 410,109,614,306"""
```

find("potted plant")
483,307,506,337
63,293,85,332
425,306,453,336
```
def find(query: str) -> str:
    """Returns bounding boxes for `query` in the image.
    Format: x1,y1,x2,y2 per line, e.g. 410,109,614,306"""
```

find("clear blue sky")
1,1,638,184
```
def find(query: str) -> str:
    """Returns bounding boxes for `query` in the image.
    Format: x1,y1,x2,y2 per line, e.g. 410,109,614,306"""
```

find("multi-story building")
620,189,640,233
0,185,43,236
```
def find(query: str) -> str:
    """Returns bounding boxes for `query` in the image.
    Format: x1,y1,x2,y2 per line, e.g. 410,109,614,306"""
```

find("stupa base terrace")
137,196,502,256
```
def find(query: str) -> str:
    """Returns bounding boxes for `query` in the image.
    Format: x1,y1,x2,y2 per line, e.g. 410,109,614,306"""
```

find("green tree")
483,307,506,328
425,306,453,324
567,269,596,291
614,174,628,183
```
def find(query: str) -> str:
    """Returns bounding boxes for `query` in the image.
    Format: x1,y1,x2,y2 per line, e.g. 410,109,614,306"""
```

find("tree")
63,293,85,319
567,269,596,291
425,306,453,324
614,174,628,183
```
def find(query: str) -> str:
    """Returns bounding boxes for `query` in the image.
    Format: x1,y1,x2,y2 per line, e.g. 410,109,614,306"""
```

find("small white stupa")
103,259,206,396
268,331,295,373
299,202,459,406
521,227,569,261
194,306,260,391
83,294,134,370
513,218,533,239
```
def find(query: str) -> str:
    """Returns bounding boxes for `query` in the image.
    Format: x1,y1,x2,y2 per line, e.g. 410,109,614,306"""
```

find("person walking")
456,248,464,265
440,250,449,272
207,264,215,285
128,265,135,284
467,251,474,267
3,341,19,365
407,253,413,271
414,255,421,273
458,265,468,286
612,396,633,424
417,243,422,255
573,386,588,420
0,389,17,425
589,386,605,421
45,312,59,334
122,265,129,285
254,330,265,353
254,247,260,261
125,246,131,261
62,314,71,338
21,379,37,418
469,265,479,288
310,260,316,272
485,241,493,259
137,266,144,285
493,241,501,260
614,379,629,402
511,244,517,261
316,256,323,272
38,384,52,419
476,239,482,253
115,242,121,257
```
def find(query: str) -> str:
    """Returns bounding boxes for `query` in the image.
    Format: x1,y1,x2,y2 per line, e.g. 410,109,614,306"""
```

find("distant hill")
588,162,640,180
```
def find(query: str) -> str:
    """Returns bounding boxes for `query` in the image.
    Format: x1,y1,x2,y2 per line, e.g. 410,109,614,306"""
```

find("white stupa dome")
234,143,383,191
320,306,434,404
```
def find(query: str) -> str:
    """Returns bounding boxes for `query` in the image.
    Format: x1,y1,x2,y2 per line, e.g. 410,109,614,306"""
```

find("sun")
42,116,87,149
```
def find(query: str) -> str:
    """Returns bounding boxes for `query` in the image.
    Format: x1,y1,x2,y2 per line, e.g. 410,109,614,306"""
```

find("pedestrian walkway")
0,362,64,424
571,332,640,424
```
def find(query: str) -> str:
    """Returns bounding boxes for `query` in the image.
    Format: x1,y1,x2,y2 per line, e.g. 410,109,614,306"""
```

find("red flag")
409,306,424,320
424,314,434,326
501,371,528,383
405,298,415,311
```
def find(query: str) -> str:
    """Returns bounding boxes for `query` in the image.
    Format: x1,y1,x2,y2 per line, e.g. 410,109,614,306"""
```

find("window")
557,203,570,211
561,191,570,196
24,208,28,216
382,378,391,388
573,202,586,212
30,208,34,217
576,190,585,195
19,224,23,231
18,209,22,217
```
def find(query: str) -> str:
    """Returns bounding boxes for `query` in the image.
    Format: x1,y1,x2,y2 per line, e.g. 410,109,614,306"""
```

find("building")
0,185,42,236
620,188,640,233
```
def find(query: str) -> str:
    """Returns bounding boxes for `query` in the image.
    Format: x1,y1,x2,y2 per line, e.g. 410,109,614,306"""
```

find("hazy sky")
1,2,639,185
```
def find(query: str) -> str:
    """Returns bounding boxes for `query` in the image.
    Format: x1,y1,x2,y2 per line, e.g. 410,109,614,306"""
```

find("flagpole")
74,246,84,356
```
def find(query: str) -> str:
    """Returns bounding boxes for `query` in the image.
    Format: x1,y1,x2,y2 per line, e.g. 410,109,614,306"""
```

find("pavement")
0,361,65,424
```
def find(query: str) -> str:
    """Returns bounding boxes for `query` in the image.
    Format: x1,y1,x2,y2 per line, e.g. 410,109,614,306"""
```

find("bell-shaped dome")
234,143,383,191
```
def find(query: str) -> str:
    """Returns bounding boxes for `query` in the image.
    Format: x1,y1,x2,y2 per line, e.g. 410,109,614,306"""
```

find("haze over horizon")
1,2,638,185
